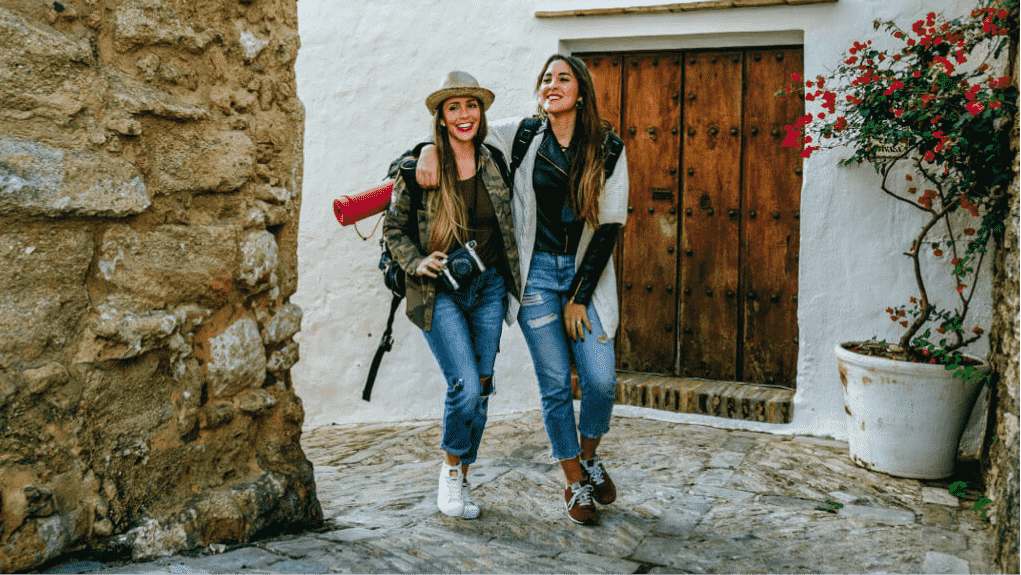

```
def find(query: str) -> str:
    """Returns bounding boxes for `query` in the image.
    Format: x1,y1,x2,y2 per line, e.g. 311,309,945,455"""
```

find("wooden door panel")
740,48,803,387
617,54,681,373
679,51,743,380
580,55,623,134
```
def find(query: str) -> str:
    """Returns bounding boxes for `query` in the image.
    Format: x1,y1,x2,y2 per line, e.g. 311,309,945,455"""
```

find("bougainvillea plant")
779,0,1017,383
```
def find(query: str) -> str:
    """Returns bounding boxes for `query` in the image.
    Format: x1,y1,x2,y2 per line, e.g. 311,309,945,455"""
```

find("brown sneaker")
564,481,599,525
582,455,616,505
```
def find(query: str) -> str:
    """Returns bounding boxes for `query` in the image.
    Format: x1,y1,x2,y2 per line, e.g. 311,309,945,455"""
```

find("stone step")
572,370,794,423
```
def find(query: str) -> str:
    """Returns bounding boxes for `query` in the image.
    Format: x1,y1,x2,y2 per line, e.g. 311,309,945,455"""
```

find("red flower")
924,151,936,162
957,284,967,293
933,248,944,257
897,310,906,318
905,174,913,181
893,109,904,117
791,72,803,81
886,307,894,314
952,258,963,265
973,326,984,335
909,297,917,304
966,101,984,116
781,125,802,147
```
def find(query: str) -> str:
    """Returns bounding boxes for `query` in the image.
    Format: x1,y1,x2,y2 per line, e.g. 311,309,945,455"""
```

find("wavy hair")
427,98,489,253
534,54,610,229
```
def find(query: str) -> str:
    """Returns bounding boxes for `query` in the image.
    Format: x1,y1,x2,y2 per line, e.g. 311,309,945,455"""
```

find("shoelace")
568,483,594,509
442,473,462,502
585,461,605,485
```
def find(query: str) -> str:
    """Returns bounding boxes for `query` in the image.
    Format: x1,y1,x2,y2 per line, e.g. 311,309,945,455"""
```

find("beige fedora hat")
425,70,495,113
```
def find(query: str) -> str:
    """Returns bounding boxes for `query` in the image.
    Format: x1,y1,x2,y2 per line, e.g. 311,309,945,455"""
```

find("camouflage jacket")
382,146,520,331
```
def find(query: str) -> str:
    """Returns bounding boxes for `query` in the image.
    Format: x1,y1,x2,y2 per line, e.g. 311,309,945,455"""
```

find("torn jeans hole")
521,290,543,307
527,312,559,329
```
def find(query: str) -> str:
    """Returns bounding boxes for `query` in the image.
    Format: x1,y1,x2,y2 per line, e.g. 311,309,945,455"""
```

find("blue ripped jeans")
518,251,617,460
421,268,506,465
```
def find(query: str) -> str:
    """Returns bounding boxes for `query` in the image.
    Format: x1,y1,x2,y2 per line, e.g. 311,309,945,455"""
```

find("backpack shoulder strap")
396,158,423,243
603,131,624,179
511,117,542,175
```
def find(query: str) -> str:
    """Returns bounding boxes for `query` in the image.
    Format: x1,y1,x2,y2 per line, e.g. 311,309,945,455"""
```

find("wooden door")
580,47,803,388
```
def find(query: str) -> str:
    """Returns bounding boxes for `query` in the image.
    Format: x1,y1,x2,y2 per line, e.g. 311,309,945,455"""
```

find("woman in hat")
382,71,520,519
414,55,628,526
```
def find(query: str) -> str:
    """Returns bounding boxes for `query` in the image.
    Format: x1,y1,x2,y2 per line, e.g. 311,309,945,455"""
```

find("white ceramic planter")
835,342,988,479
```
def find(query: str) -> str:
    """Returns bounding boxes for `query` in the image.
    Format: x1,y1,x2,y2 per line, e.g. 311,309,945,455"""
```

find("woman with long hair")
382,71,520,519
416,55,629,525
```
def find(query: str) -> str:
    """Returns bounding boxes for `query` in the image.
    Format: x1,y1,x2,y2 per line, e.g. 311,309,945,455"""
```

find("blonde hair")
427,98,489,253
535,54,610,229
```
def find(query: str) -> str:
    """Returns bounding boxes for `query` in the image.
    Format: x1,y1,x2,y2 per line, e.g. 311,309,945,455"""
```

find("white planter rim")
835,341,989,375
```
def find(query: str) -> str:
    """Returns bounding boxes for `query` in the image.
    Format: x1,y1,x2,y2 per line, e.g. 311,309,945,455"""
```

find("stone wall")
984,66,1020,574
0,1,321,572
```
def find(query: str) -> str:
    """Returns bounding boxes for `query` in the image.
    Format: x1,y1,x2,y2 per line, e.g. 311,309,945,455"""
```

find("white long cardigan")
485,116,630,336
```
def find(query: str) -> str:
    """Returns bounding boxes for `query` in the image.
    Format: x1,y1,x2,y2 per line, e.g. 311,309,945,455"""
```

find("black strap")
362,292,403,402
510,117,623,180
511,117,542,175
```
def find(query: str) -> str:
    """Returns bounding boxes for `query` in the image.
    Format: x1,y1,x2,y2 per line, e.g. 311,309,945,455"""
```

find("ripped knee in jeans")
521,290,543,307
526,312,559,329
480,375,494,397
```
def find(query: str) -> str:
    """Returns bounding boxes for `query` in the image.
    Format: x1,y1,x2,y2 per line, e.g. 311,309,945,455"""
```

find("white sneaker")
437,462,465,517
461,479,480,519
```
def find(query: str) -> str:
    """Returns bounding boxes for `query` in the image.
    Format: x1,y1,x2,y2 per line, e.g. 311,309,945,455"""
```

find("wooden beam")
535,0,835,18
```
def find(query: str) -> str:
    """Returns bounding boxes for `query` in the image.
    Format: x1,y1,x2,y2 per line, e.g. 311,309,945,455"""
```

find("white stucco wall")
293,0,992,439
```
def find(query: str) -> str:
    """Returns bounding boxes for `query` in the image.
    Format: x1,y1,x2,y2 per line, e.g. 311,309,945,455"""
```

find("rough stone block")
239,229,279,291
838,504,916,524
150,130,255,195
205,318,266,397
96,224,237,307
922,486,961,507
263,304,303,344
922,551,971,574
0,226,92,365
0,138,150,218
267,342,300,373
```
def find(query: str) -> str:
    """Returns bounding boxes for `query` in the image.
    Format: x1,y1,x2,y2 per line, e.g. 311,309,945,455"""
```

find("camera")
439,240,487,291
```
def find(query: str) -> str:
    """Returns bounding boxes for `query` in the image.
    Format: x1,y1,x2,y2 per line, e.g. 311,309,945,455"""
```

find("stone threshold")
573,370,794,424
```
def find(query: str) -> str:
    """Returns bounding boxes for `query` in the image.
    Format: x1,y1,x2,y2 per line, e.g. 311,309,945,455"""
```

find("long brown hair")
427,98,489,253
534,54,609,229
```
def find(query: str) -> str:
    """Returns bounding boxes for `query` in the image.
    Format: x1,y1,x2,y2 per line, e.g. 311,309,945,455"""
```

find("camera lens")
449,258,474,279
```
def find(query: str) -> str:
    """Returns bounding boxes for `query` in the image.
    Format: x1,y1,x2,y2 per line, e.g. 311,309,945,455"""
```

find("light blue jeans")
421,268,506,465
518,251,617,460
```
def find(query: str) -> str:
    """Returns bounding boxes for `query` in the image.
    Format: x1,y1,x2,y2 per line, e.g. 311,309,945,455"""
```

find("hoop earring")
576,98,583,108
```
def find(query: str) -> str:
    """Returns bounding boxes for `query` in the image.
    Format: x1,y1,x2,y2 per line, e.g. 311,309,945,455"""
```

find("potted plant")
779,0,1017,478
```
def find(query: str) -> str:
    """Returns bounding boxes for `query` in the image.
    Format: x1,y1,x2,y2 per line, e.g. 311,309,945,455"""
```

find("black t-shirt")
452,173,502,268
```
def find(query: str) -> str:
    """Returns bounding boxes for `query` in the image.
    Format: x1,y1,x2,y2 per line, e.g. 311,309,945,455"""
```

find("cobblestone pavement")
41,411,997,574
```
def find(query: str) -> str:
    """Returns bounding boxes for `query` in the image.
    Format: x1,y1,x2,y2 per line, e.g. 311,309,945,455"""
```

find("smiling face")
441,96,482,144
539,59,579,116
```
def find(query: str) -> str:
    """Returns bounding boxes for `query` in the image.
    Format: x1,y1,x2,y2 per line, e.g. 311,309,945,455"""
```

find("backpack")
363,144,509,401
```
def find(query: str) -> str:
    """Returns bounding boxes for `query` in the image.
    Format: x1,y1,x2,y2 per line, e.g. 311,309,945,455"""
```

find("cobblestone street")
42,410,997,574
